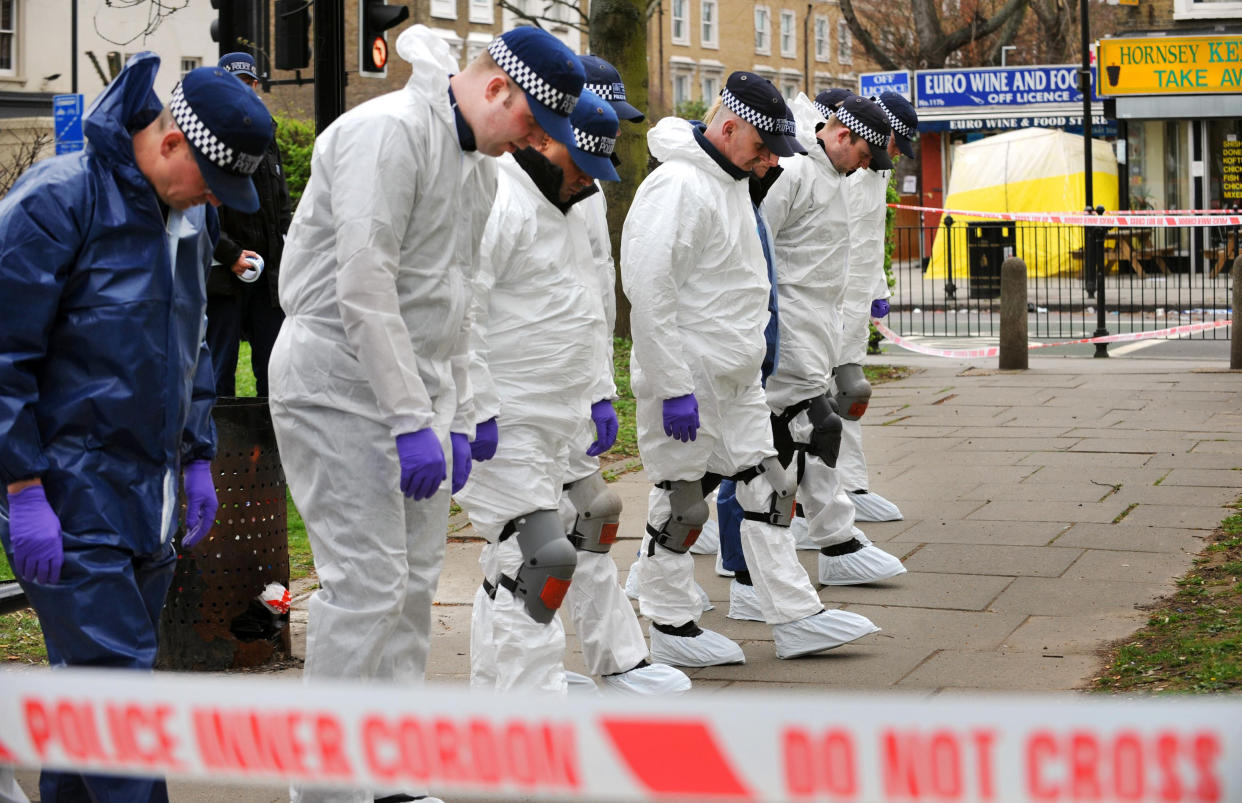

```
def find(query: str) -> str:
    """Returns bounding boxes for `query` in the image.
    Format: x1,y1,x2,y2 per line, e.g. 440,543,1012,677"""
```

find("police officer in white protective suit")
837,90,919,524
268,25,583,803
460,88,690,695
549,56,689,694
622,72,879,666
758,91,907,591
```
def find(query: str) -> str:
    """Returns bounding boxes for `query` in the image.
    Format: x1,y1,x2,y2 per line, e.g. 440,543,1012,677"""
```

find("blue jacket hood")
83,52,162,169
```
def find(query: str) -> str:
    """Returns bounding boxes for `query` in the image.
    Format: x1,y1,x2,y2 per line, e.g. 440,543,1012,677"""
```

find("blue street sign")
859,70,911,100
915,65,1100,109
53,93,84,155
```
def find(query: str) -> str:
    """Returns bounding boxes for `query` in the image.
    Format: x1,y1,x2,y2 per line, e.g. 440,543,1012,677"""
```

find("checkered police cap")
721,87,786,136
586,81,627,103
574,126,616,157
813,88,851,121
488,35,579,116
878,98,915,139
169,81,262,176
832,98,889,149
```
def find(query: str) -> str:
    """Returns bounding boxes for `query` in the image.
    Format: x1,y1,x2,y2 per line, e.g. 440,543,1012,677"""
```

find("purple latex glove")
450,432,472,494
396,428,446,500
662,393,699,443
870,298,890,318
586,399,619,457
7,485,63,584
470,417,498,462
182,460,219,549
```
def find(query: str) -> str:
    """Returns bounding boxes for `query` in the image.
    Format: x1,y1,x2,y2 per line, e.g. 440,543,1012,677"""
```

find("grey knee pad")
564,471,623,553
646,479,709,554
738,456,796,527
504,509,578,624
832,363,872,421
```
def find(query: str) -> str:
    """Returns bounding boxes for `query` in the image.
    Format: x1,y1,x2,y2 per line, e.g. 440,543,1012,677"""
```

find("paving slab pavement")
12,353,1242,801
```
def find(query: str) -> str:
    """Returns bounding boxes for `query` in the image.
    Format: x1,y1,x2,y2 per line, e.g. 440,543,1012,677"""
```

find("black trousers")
205,276,285,397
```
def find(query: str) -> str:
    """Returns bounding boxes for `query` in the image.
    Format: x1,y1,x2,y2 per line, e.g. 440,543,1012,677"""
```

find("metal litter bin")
157,397,291,670
967,221,1014,299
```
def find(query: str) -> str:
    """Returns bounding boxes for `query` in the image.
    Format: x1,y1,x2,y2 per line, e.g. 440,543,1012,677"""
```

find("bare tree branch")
0,131,52,199
544,0,590,27
839,0,899,70
937,0,1028,64
985,0,1028,64
496,0,548,28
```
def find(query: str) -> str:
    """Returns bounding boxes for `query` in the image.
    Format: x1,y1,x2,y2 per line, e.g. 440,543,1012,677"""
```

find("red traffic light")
370,36,388,71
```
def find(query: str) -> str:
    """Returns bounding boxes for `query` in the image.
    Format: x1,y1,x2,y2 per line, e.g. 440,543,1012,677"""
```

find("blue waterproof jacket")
0,53,218,555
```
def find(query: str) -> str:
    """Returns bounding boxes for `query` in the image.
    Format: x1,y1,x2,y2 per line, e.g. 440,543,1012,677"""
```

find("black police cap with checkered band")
169,67,273,213
877,90,919,159
568,89,620,182
720,71,799,158
579,54,644,123
832,94,893,170
487,28,585,148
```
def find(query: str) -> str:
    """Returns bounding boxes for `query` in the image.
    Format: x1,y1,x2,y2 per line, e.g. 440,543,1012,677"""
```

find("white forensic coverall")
268,27,495,803
558,189,653,677
838,166,892,492
761,93,859,550
621,117,824,632
458,153,607,692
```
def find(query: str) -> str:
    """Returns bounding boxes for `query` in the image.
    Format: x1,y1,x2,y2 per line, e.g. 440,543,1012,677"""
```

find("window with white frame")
814,16,829,61
837,20,852,63
180,57,201,77
673,72,691,106
672,0,689,45
701,72,721,102
754,6,771,54
780,10,796,58
469,0,493,24
430,0,457,20
701,0,718,48
0,0,13,75
1173,0,1242,18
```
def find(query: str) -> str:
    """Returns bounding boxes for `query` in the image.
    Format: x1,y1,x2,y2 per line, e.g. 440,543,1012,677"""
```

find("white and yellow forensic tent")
926,127,1118,281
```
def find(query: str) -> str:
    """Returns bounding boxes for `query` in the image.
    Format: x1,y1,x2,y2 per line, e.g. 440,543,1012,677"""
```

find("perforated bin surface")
157,398,291,670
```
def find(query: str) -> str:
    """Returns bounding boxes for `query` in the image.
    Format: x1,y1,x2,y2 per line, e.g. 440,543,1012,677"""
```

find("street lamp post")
1080,0,1109,357
1000,45,1017,67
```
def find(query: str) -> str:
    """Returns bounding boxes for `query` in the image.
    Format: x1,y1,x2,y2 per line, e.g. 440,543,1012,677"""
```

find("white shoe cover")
624,559,641,601
649,624,745,667
818,544,907,585
772,610,879,659
851,490,903,522
697,581,715,612
600,663,692,694
690,519,720,554
565,670,599,693
791,515,818,550
714,549,734,577
726,580,764,622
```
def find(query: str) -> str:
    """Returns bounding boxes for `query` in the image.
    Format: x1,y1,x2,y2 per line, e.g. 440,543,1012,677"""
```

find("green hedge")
274,115,315,209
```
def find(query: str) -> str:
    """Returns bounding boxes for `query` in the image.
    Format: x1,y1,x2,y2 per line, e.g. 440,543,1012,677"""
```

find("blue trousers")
206,277,285,397
716,480,749,573
12,535,176,802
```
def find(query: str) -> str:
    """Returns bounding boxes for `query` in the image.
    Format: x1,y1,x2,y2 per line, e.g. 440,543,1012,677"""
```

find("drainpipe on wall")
803,2,810,95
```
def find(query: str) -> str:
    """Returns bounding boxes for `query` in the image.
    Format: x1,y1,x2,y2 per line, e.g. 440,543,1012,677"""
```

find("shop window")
1127,120,1187,212
1209,119,1242,210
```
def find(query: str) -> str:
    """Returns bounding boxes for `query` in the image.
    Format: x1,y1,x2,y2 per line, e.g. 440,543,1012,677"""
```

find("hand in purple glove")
586,399,619,457
470,417,498,462
7,484,63,584
182,460,219,549
450,432,472,494
662,393,699,443
870,298,890,318
396,428,446,500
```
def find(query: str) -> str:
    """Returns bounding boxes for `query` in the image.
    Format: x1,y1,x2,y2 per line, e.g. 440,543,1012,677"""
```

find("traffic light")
210,0,239,58
359,0,409,77
275,0,311,70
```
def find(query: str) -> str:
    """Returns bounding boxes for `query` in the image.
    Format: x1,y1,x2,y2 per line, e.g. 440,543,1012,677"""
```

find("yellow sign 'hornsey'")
1096,34,1242,95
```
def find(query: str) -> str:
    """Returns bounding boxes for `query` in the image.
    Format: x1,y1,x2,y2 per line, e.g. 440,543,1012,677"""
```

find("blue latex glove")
450,432,472,494
662,393,699,443
586,399,619,457
470,417,498,462
870,298,890,318
7,485,63,584
182,460,219,549
396,428,446,500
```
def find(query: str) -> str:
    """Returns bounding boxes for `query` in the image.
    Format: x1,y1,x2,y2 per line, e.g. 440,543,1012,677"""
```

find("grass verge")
1093,500,1242,693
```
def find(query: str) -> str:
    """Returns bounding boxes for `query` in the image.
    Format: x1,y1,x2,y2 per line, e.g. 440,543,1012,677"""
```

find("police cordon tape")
887,203,1242,229
872,319,1233,360
2,666,1241,801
